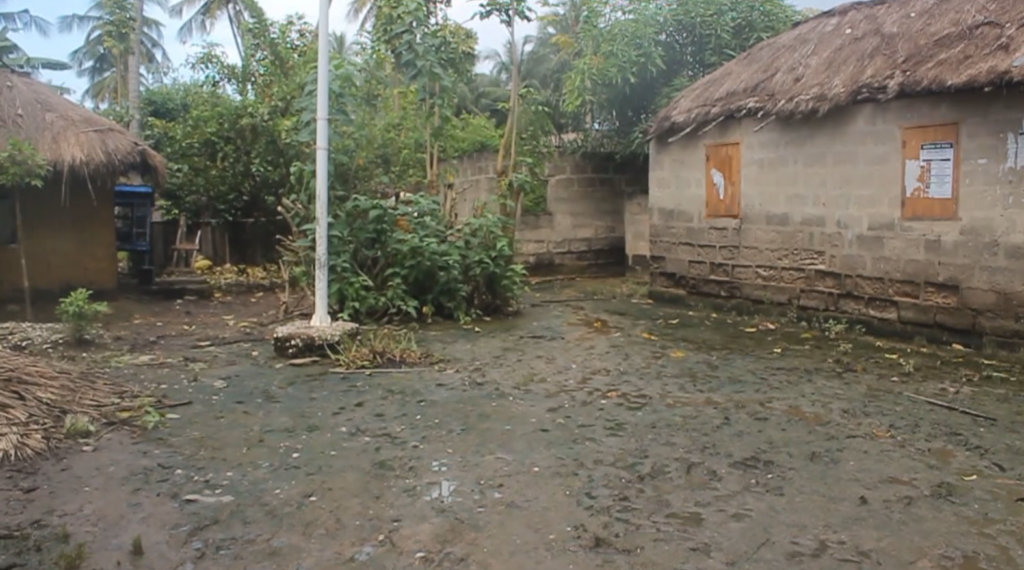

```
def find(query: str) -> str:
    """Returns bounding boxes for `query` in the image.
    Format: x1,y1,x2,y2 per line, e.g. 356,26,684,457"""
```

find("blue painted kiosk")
114,184,155,285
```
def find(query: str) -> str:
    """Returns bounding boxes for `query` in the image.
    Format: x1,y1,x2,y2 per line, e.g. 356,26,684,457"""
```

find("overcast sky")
15,0,849,98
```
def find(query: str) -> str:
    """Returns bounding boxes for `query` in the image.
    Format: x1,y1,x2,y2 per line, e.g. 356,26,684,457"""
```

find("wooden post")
14,189,31,321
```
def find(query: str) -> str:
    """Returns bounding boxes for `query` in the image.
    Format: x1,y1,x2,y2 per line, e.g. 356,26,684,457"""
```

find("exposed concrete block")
898,301,936,326
710,262,731,279
976,313,1024,339
850,275,887,297
837,295,867,316
738,283,798,304
922,282,959,306
810,269,843,291
733,265,757,281
798,290,835,311
935,307,976,331
961,287,1003,311
516,240,549,256
854,234,886,255
901,259,938,282
688,260,710,277
866,298,898,321
888,279,921,300
866,215,897,232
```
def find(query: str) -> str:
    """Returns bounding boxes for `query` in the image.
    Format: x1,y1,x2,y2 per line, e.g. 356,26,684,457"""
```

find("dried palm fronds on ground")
0,348,145,463
327,327,440,371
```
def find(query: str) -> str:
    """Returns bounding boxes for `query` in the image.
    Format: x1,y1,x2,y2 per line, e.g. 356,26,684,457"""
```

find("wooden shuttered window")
901,124,959,220
705,142,741,218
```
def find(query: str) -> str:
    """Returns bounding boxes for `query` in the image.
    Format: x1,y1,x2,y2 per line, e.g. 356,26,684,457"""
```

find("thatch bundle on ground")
0,69,166,188
0,349,137,462
649,0,1024,140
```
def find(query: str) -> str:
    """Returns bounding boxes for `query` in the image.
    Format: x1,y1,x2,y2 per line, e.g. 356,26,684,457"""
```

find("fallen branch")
903,392,997,422
536,297,613,305
193,336,260,349
156,400,192,410
330,367,431,375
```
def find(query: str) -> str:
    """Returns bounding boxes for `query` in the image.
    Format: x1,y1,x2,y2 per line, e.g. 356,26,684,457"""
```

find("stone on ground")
272,320,359,358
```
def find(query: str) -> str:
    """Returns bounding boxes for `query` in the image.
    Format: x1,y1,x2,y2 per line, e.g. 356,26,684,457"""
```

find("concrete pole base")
272,320,359,358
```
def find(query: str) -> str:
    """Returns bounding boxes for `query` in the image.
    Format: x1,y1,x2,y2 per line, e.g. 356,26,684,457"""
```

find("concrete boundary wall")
443,151,648,274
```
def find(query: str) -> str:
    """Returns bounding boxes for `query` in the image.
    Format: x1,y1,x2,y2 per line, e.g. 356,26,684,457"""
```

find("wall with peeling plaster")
648,89,1024,340
442,152,648,274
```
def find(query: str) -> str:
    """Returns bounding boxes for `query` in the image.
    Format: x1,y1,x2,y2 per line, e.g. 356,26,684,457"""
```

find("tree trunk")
14,190,31,321
127,0,144,135
227,8,246,64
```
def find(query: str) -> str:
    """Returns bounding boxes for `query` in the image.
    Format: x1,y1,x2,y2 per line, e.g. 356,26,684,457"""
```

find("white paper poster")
918,142,955,199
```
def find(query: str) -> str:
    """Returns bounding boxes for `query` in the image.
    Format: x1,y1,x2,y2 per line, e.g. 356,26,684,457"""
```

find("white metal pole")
310,0,332,327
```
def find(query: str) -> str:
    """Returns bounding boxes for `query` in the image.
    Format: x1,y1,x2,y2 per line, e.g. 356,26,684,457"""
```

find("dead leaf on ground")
961,474,978,481
641,332,659,340
667,318,680,325
604,390,620,398
743,327,758,333
758,321,777,331
872,428,892,439
951,343,967,351
670,350,686,358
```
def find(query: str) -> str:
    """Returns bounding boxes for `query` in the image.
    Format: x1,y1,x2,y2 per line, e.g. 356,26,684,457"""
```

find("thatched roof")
649,0,1024,141
0,69,166,189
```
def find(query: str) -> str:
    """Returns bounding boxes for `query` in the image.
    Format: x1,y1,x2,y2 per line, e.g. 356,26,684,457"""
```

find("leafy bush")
289,194,525,322
56,289,109,343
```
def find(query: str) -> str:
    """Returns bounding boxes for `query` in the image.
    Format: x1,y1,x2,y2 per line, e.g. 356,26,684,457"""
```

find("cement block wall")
625,190,650,275
443,151,647,273
649,90,1024,339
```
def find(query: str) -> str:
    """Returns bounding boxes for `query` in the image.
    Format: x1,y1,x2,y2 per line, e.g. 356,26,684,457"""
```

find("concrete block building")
645,0,1024,338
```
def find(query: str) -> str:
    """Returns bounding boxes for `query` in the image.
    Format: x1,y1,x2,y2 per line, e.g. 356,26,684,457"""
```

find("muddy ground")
3,279,1024,570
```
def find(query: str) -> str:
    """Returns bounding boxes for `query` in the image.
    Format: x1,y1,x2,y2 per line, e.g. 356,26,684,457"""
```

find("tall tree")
128,0,145,134
169,0,260,62
0,4,52,37
60,0,171,107
0,5,69,75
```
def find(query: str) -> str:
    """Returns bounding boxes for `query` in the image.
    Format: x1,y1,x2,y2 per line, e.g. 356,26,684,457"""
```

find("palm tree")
0,27,69,73
345,0,376,33
0,4,69,75
60,0,171,107
0,5,53,37
168,0,260,62
330,31,351,59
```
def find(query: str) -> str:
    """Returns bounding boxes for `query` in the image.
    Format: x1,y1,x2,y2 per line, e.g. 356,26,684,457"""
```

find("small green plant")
54,542,88,570
56,288,109,343
63,414,96,440
130,534,144,557
139,406,164,431
55,525,70,545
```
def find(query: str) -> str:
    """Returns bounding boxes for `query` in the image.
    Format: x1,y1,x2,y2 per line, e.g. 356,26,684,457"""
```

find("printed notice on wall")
917,142,955,199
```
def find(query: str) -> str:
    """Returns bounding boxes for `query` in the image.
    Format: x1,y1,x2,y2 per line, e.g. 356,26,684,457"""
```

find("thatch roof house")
649,0,1024,139
0,69,166,301
645,0,1024,340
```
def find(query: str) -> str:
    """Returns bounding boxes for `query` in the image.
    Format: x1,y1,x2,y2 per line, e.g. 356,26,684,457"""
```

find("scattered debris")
181,494,235,504
903,392,997,422
0,348,150,462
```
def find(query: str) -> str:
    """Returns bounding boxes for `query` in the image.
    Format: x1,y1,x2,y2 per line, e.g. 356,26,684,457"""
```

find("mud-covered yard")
3,279,1024,570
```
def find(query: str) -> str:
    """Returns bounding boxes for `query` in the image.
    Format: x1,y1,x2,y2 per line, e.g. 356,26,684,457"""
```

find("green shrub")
296,194,525,322
56,288,109,343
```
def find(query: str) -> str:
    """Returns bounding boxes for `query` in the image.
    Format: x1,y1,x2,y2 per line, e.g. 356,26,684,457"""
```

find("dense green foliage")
285,194,524,322
14,0,808,321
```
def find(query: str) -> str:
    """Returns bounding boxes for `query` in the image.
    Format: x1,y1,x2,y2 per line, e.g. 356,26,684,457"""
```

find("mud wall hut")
0,70,165,300
645,0,1024,339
